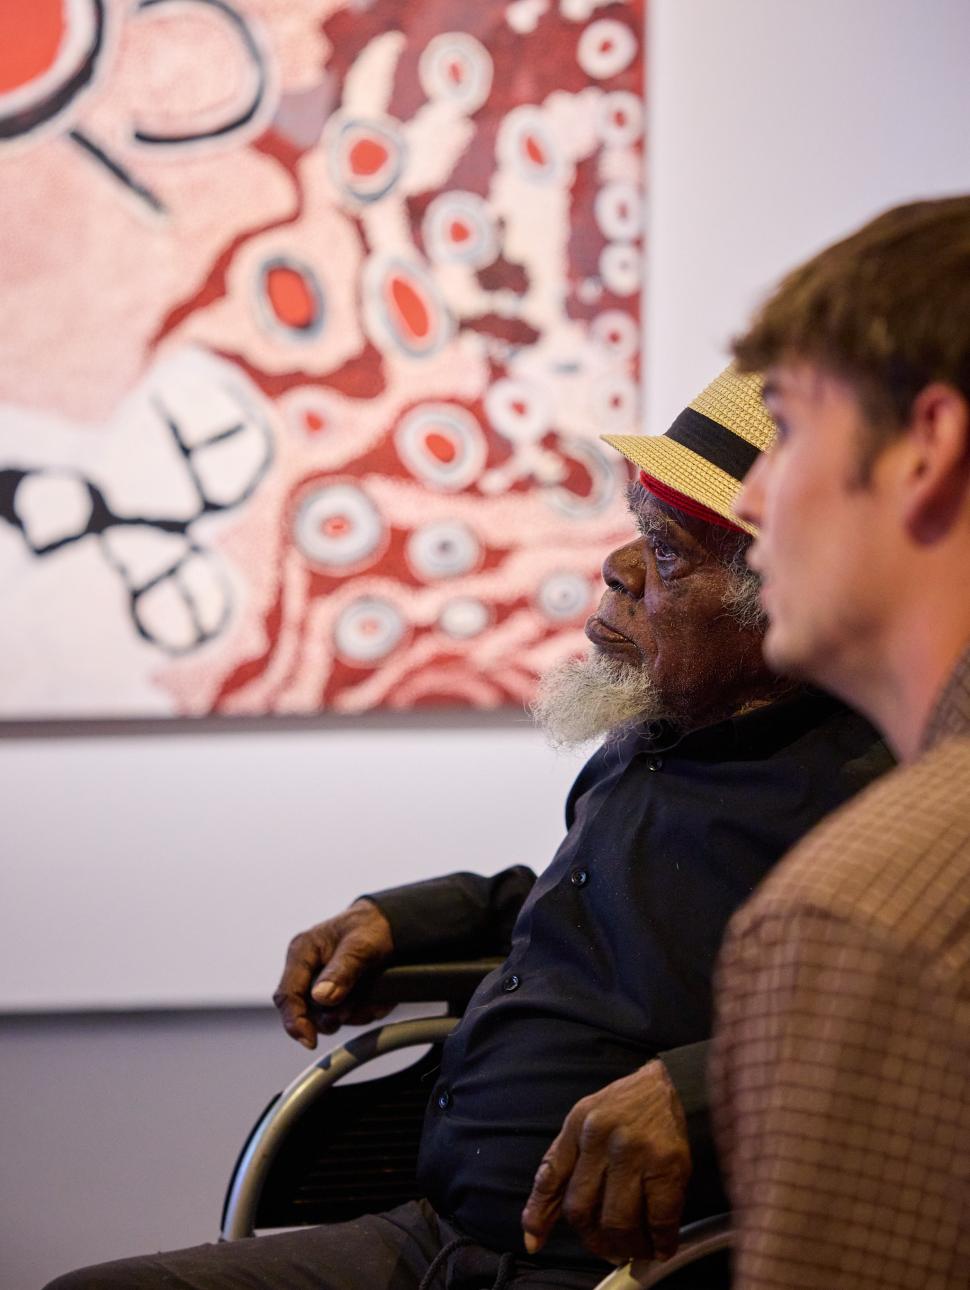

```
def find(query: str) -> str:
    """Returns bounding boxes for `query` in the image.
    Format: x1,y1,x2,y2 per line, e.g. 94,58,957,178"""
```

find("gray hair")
625,481,766,633
721,536,767,632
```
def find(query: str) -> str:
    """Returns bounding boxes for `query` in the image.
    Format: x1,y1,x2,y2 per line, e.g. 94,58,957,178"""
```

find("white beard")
531,651,670,750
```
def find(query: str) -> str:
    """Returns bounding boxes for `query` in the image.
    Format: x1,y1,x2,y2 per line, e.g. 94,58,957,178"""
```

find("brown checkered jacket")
711,649,970,1289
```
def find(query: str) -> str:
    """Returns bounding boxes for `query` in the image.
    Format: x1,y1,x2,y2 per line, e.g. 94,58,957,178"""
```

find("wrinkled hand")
521,1060,691,1265
273,899,395,1048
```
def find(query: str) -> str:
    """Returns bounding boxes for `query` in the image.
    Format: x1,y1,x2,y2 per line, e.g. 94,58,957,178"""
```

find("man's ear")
900,383,970,544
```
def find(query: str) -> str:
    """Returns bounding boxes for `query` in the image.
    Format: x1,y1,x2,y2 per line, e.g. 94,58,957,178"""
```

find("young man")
713,195,970,1288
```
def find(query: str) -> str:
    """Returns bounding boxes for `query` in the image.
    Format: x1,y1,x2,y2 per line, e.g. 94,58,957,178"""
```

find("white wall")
647,0,970,430
0,715,586,1010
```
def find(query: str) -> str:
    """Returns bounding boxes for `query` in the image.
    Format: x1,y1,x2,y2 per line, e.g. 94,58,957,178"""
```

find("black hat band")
665,407,761,482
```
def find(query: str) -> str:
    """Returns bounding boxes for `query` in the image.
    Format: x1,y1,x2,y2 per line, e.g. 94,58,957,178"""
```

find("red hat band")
637,470,747,535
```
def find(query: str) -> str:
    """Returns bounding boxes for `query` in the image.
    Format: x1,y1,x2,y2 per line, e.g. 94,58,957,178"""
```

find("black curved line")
152,390,274,516
132,0,267,146
129,544,232,655
0,0,106,140
178,555,232,644
5,471,100,556
69,128,166,213
0,470,28,531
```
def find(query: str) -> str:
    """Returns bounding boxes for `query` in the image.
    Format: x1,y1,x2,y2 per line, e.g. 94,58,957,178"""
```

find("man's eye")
652,540,679,563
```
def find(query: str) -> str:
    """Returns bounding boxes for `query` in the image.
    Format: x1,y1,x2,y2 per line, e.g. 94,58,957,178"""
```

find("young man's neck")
850,616,970,763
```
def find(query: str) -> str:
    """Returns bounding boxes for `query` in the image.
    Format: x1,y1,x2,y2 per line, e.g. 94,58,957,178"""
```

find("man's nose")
601,538,646,598
735,454,767,529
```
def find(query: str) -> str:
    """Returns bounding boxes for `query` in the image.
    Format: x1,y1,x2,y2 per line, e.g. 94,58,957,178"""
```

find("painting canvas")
0,0,644,717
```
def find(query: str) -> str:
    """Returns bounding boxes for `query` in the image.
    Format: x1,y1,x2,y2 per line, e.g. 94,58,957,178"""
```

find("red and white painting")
0,0,644,717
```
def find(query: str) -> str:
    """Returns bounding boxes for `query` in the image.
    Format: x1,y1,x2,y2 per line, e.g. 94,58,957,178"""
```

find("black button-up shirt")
369,692,891,1265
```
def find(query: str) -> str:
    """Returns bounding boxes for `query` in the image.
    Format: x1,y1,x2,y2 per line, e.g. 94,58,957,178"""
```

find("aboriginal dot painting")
0,0,644,717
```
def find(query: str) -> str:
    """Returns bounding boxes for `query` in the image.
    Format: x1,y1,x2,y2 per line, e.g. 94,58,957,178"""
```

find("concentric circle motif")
0,0,105,144
594,180,643,241
362,255,453,358
418,32,493,112
596,90,643,147
546,438,619,518
282,387,341,439
395,403,487,491
590,310,639,362
485,378,550,442
577,18,638,80
255,255,326,341
589,372,638,430
422,191,498,268
333,596,406,665
599,243,641,297
496,106,561,184
536,571,594,622
292,482,385,571
329,116,405,203
438,597,491,639
406,520,481,581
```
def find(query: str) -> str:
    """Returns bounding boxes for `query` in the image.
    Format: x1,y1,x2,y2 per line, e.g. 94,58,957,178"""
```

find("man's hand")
272,899,395,1048
521,1060,691,1265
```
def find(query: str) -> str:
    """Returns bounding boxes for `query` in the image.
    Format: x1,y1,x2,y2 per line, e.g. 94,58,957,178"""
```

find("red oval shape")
389,274,431,341
524,134,546,167
449,220,471,243
321,514,351,537
348,136,389,177
0,0,67,94
266,265,317,330
425,431,458,464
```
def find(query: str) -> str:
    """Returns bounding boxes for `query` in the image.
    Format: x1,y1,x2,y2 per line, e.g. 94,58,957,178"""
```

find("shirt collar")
920,641,970,753
619,687,846,762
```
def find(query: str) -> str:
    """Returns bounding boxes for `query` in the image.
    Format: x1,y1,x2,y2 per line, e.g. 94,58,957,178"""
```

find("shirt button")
646,756,663,771
436,1089,451,1110
570,868,589,888
502,973,521,992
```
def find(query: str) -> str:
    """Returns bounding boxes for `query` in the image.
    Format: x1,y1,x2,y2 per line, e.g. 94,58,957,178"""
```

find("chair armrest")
592,1213,733,1289
367,958,504,1009
310,957,504,1015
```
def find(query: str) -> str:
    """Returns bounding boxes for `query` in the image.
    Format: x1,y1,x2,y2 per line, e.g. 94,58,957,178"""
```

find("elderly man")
714,195,970,1289
48,369,888,1290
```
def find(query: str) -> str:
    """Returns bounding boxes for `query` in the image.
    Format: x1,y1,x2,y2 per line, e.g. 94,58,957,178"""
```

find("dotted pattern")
712,647,970,1289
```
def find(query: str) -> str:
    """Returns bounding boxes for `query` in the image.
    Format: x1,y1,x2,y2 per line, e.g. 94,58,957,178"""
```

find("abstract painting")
0,0,644,717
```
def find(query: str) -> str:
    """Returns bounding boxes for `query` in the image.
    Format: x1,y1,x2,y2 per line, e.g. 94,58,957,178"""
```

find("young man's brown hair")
733,194,970,471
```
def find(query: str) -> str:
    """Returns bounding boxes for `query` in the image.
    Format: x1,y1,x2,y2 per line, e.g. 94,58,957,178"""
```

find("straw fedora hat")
601,365,776,536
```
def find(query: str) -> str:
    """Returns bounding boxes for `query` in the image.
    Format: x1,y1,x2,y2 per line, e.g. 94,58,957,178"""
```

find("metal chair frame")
221,1013,459,1241
221,959,733,1287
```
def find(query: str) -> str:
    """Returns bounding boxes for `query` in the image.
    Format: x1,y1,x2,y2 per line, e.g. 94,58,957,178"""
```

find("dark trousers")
44,1200,611,1290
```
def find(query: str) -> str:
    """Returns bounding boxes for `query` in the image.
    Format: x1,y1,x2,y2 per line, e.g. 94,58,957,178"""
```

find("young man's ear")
900,383,970,544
